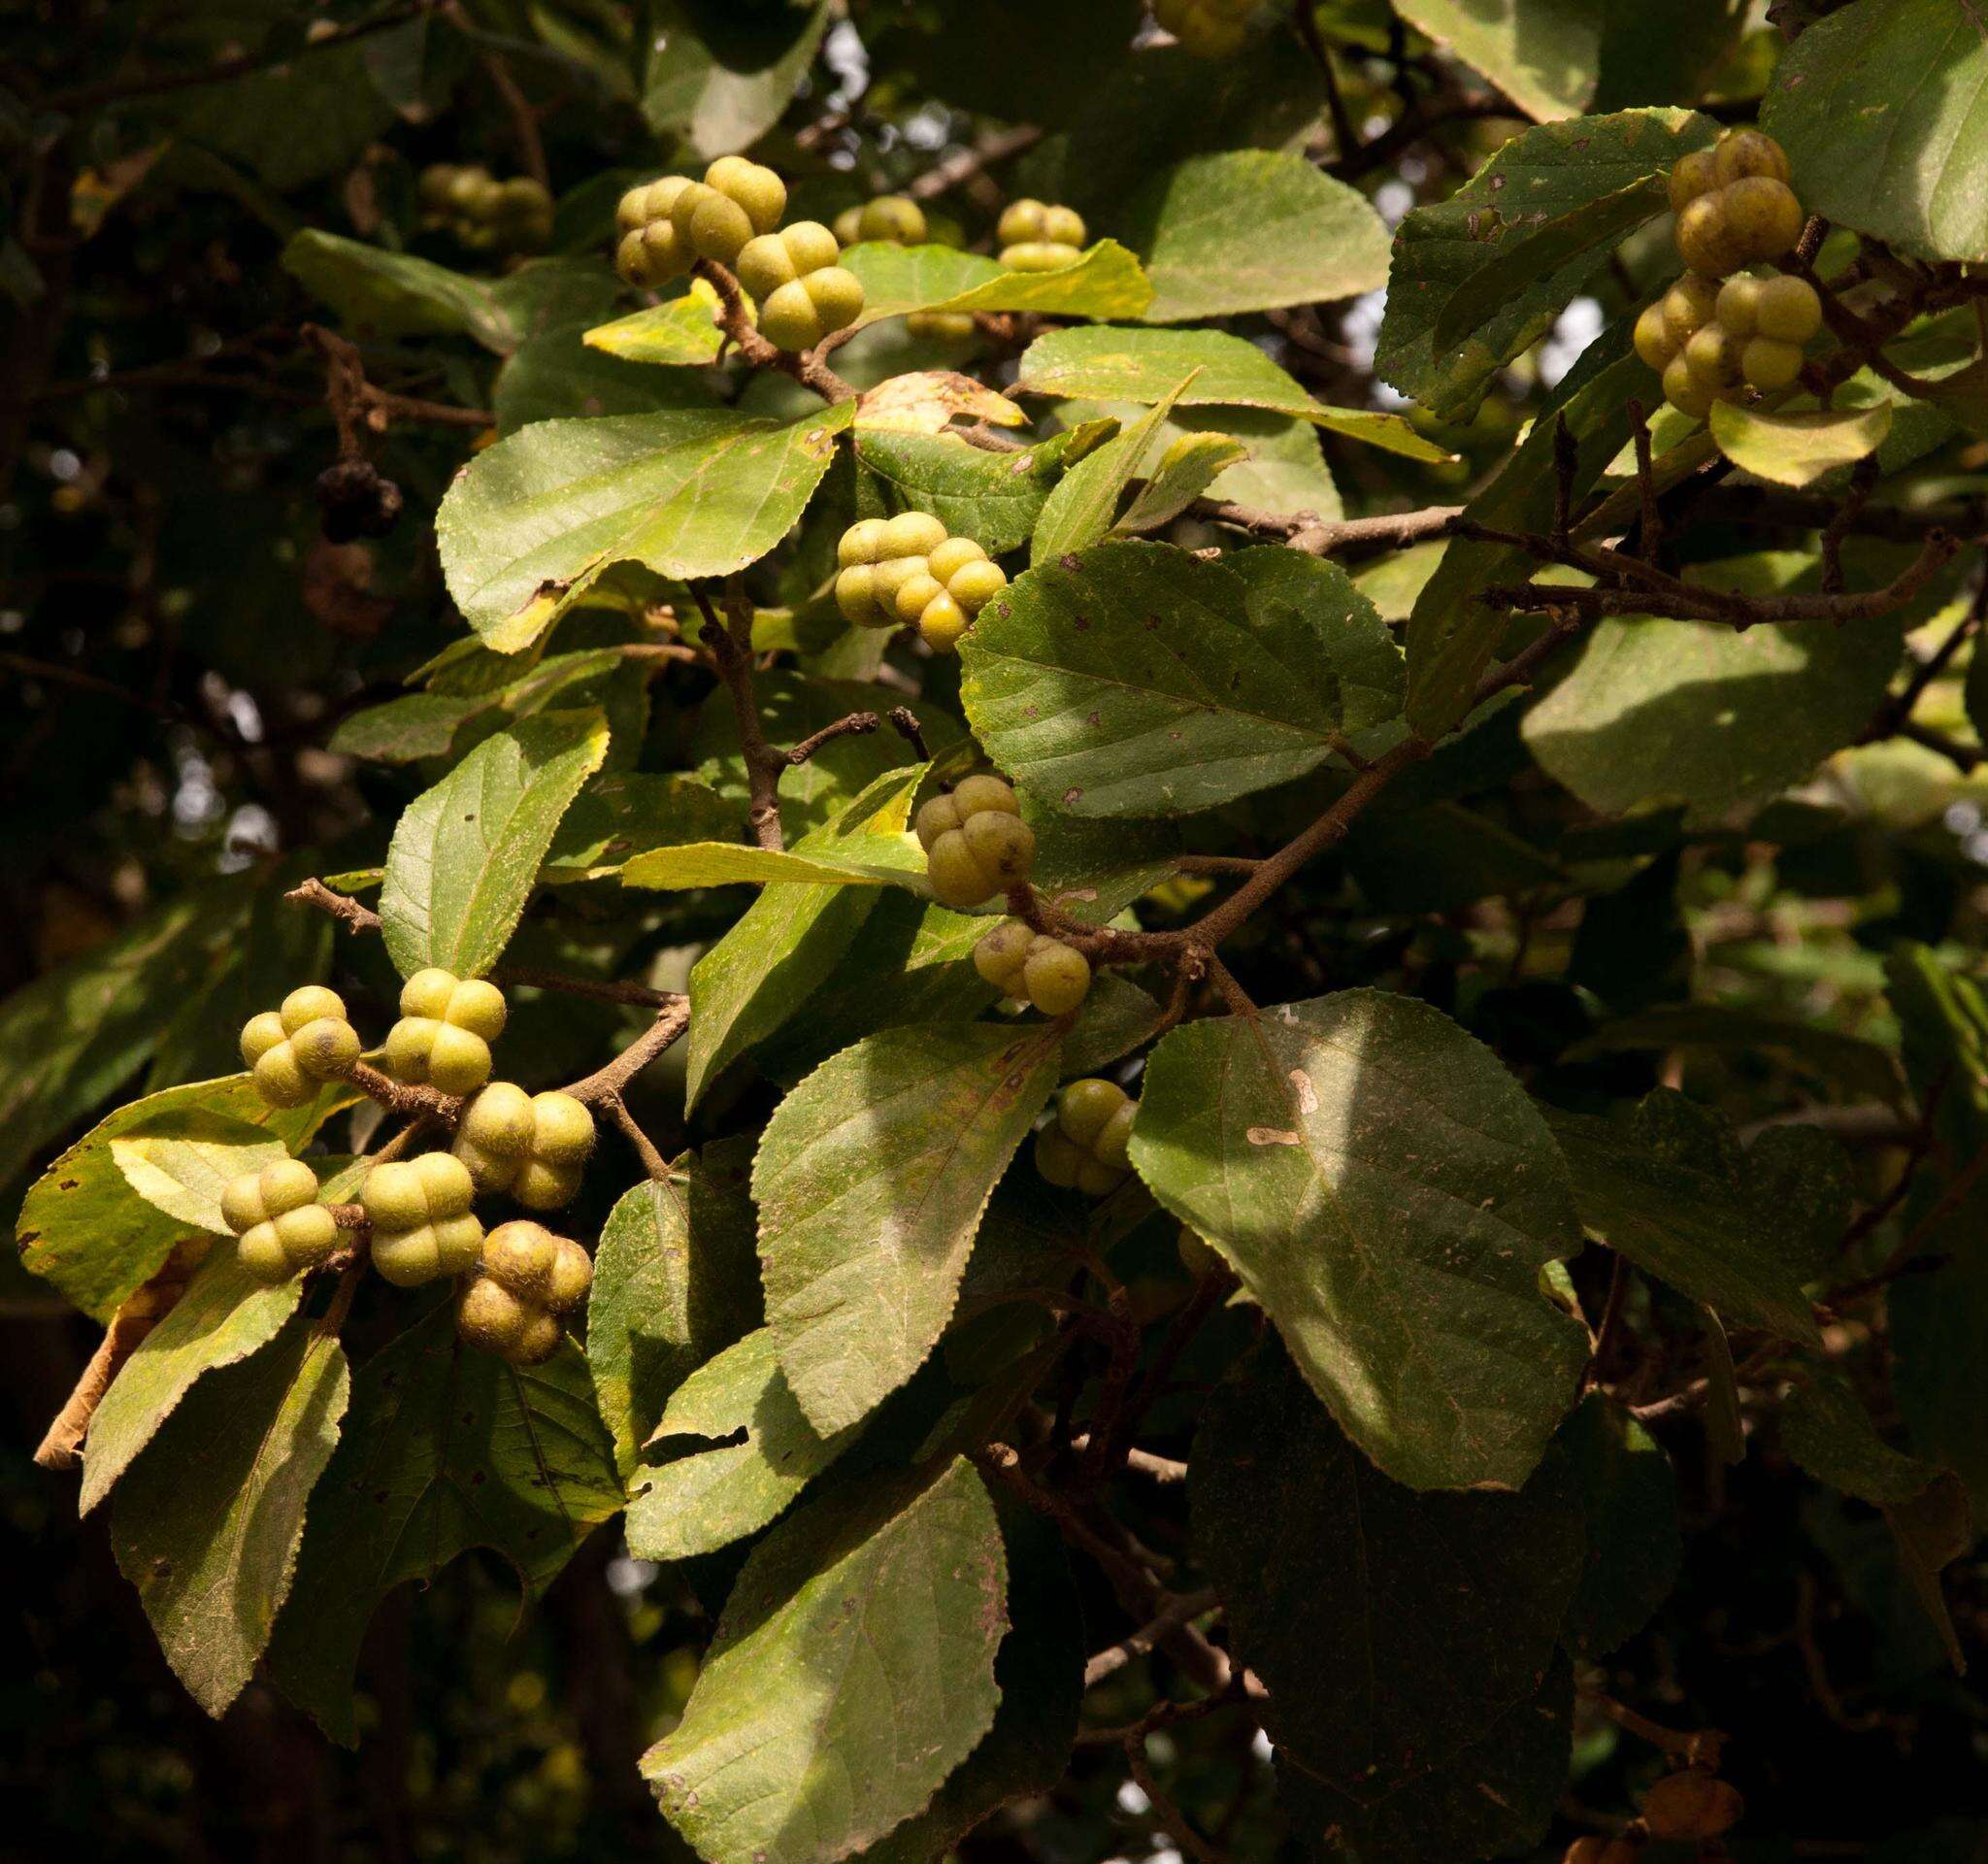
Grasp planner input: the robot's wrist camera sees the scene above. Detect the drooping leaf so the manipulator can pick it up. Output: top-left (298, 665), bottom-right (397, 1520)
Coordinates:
top-left (583, 280), bottom-right (731, 366)
top-left (642, 1458), bottom-right (1008, 1864)
top-left (270, 1303), bottom-right (620, 1743)
top-left (1115, 431), bottom-right (1246, 533)
top-left (113, 1317), bottom-right (349, 1717)
top-left (379, 712), bottom-right (611, 980)
top-left (960, 539), bottom-right (1398, 817)
top-left (626, 1328), bottom-right (857, 1560)
top-left (1134, 989), bottom-right (1589, 1491)
top-left (1557, 1392), bottom-right (1683, 1658)
top-left (844, 240), bottom-right (1154, 327)
top-left (1391, 0), bottom-right (1602, 120)
top-left (756, 1021), bottom-right (1063, 1436)
top-left (1709, 398), bottom-right (1896, 488)
top-left (1544, 1104), bottom-right (1822, 1345)
top-left (82, 1249), bottom-right (308, 1515)
top-left (1194, 1342), bottom-right (1584, 1863)
top-left (1030, 378), bottom-right (1197, 564)
top-left (282, 230), bottom-right (513, 350)
top-left (1016, 325), bottom-right (1449, 461)
top-left (1118, 150), bottom-right (1389, 324)
top-left (437, 402), bottom-right (854, 651)
top-left (17, 1076), bottom-right (346, 1321)
top-left (587, 1143), bottom-right (763, 1480)
top-left (1522, 553), bottom-right (1910, 821)
top-left (855, 423), bottom-right (1117, 556)
top-left (1762, 0), bottom-right (1988, 263)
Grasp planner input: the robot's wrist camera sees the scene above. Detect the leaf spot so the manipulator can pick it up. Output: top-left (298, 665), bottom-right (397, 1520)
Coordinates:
top-left (1246, 1126), bottom-right (1301, 1147)
top-left (1288, 1069), bottom-right (1317, 1115)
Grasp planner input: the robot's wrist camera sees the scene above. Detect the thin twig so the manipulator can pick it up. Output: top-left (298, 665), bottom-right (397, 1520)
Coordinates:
top-left (1084, 1588), bottom-right (1222, 1688)
top-left (563, 998), bottom-right (693, 1105)
top-left (787, 711), bottom-right (880, 765)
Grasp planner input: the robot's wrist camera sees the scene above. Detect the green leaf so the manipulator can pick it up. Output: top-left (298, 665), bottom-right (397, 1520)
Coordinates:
top-left (180, 43), bottom-right (395, 189)
top-left (857, 1497), bottom-right (1080, 1864)
top-left (583, 283), bottom-right (730, 366)
top-left (1118, 150), bottom-right (1388, 323)
top-left (82, 1248), bottom-right (308, 1515)
top-left (111, 1111), bottom-right (294, 1237)
top-left (1060, 975), bottom-right (1165, 1081)
top-left (619, 837), bottom-right (924, 891)
top-left (1887, 942), bottom-right (1988, 1155)
top-left (269, 1303), bottom-right (621, 1745)
top-left (643, 1), bottom-right (830, 157)
top-left (960, 539), bottom-right (1399, 818)
top-left (1115, 432), bottom-right (1246, 533)
top-left (755, 1021), bottom-right (1063, 1436)
top-left (845, 240), bottom-right (1154, 326)
top-left (1431, 173), bottom-right (1670, 356)
top-left (1569, 1003), bottom-right (1905, 1107)
top-left (1709, 399), bottom-right (1895, 488)
top-left (1193, 1341), bottom-right (1584, 1864)
top-left (17, 1077), bottom-right (344, 1321)
top-left (855, 423), bottom-right (1116, 556)
top-left (1031, 378), bottom-right (1197, 564)
top-left (113, 1317), bottom-right (349, 1717)
top-left (1762, 0), bottom-right (1988, 263)
top-left (380, 712), bottom-right (611, 981)
top-left (1894, 1248), bottom-right (1988, 1518)
top-left (1405, 317), bottom-right (1646, 736)
top-left (496, 320), bottom-right (712, 433)
top-left (1522, 553), bottom-right (1909, 821)
top-left (587, 1145), bottom-right (763, 1480)
top-left (1016, 325), bottom-right (1450, 462)
top-left (642, 1459), bottom-right (1008, 1864)
top-left (1543, 1104), bottom-right (1822, 1345)
top-left (437, 402), bottom-right (854, 651)
top-left (626, 1328), bottom-right (857, 1561)
top-left (0, 893), bottom-right (236, 1198)
top-left (682, 767), bottom-right (928, 1107)
top-left (544, 771), bottom-right (740, 879)
top-left (330, 648), bottom-right (628, 765)
top-left (1391, 0), bottom-right (1601, 121)
top-left (1559, 1393), bottom-right (1682, 1659)
top-left (1134, 989), bottom-right (1589, 1491)
top-left (282, 230), bottom-right (513, 351)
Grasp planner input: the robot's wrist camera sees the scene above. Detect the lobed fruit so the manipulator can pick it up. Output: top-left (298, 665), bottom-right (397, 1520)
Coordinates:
top-left (240, 984), bottom-right (360, 1109)
top-left (1635, 267), bottom-right (1818, 417)
top-left (914, 775), bottom-right (1036, 910)
top-left (419, 164), bottom-right (552, 254)
top-left (974, 917), bottom-right (1092, 1016)
top-left (1640, 1770), bottom-right (1742, 1842)
top-left (383, 967), bottom-right (508, 1097)
top-left (1666, 127), bottom-right (1805, 277)
top-left (833, 195), bottom-right (927, 246)
top-left (457, 1220), bottom-right (594, 1365)
top-left (997, 199), bottom-right (1085, 271)
top-left (1152, 0), bottom-right (1254, 56)
top-left (452, 1082), bottom-right (596, 1209)
top-left (1035, 1077), bottom-right (1137, 1197)
top-left (361, 1151), bottom-right (482, 1286)
top-left (735, 219), bottom-right (865, 351)
top-left (221, 1157), bottom-right (338, 1283)
top-left (907, 310), bottom-right (976, 341)
top-left (613, 157), bottom-right (785, 287)
top-left (834, 514), bottom-right (1007, 649)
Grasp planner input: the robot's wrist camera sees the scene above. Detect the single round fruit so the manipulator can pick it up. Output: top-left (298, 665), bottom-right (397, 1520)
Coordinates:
top-left (1740, 335), bottom-right (1805, 391)
top-left (1714, 273), bottom-right (1764, 336)
top-left (458, 1276), bottom-right (530, 1355)
top-left (1682, 321), bottom-right (1741, 387)
top-left (1035, 1125), bottom-right (1086, 1189)
top-left (884, 512), bottom-right (948, 557)
top-left (1675, 193), bottom-right (1741, 277)
top-left (1060, 1078), bottom-right (1130, 1146)
top-left (362, 1159), bottom-right (432, 1234)
top-left (547, 1237), bottom-right (595, 1314)
top-left (1633, 302), bottom-right (1677, 371)
top-left (273, 1203), bottom-right (339, 1268)
top-left (1753, 273), bottom-right (1822, 343)
top-left (1640, 1771), bottom-right (1742, 1842)
top-left (530, 1092), bottom-right (595, 1164)
top-left (703, 155), bottom-right (786, 239)
top-left (282, 985), bottom-right (346, 1030)
top-left (482, 1219), bottom-right (558, 1301)
top-left (290, 1016), bottom-right (361, 1079)
top-left (973, 918), bottom-right (1035, 993)
top-left (461, 1081), bottom-right (536, 1155)
top-left (1660, 273), bottom-right (1720, 345)
top-left (1714, 126), bottom-right (1791, 187)
top-left (1667, 147), bottom-right (1720, 215)
top-left (907, 310), bottom-right (976, 341)
top-left (1722, 175), bottom-right (1804, 262)
top-left (1022, 940), bottom-right (1091, 1015)
top-left (1661, 353), bottom-right (1716, 418)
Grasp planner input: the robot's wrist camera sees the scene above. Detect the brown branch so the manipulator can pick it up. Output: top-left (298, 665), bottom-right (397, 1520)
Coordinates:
top-left (601, 1090), bottom-right (673, 1182)
top-left (1821, 457), bottom-right (1880, 593)
top-left (1628, 397), bottom-right (1663, 562)
top-left (885, 706), bottom-right (929, 760)
top-left (692, 261), bottom-right (856, 405)
top-left (787, 711), bottom-right (880, 766)
top-left (34, 1294), bottom-right (161, 1470)
top-left (1292, 5), bottom-right (1356, 161)
top-left (906, 124), bottom-right (1044, 202)
top-left (1197, 499), bottom-right (1464, 558)
top-left (1084, 1587), bottom-right (1221, 1688)
top-left (563, 996), bottom-right (693, 1105)
top-left (1124, 1736), bottom-right (1230, 1864)
top-left (341, 1058), bottom-right (463, 1124)
top-left (441, 0), bottom-right (549, 189)
top-left (696, 580), bottom-right (786, 850)
top-left (287, 877), bottom-right (381, 935)
top-left (1580, 1684), bottom-right (1726, 1772)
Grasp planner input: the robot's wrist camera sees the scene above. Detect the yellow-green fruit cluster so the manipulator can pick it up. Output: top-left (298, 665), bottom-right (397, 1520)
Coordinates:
top-left (834, 514), bottom-right (1009, 650)
top-left (1634, 270), bottom-right (1821, 417)
top-left (1152, 0), bottom-right (1254, 56)
top-left (997, 199), bottom-right (1086, 272)
top-left (736, 220), bottom-right (865, 351)
top-left (974, 918), bottom-right (1092, 1015)
top-left (614, 156), bottom-right (787, 288)
top-left (452, 1082), bottom-right (596, 1209)
top-left (419, 165), bottom-right (553, 253)
top-left (240, 985), bottom-right (361, 1109)
top-left (833, 195), bottom-right (927, 246)
top-left (361, 1151), bottom-right (483, 1287)
top-left (1035, 1079), bottom-right (1136, 1197)
top-left (384, 968), bottom-right (508, 1097)
top-left (221, 1158), bottom-right (338, 1283)
top-left (1668, 128), bottom-right (1805, 278)
top-left (914, 777), bottom-right (1036, 910)
top-left (457, 1220), bottom-right (594, 1366)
